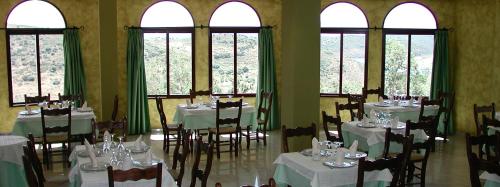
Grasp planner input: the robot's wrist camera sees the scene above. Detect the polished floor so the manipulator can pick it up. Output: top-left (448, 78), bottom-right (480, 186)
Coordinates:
top-left (43, 129), bottom-right (471, 187)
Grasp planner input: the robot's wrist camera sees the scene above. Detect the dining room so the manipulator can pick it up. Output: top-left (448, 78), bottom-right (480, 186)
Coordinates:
top-left (0, 0), bottom-right (499, 187)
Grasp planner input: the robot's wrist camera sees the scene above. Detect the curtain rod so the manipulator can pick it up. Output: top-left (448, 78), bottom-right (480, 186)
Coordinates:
top-left (365, 26), bottom-right (453, 31)
top-left (124, 25), bottom-right (274, 30)
top-left (0, 26), bottom-right (84, 30)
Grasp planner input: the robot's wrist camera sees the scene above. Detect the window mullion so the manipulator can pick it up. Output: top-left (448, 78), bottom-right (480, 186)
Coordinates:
top-left (339, 33), bottom-right (344, 95)
top-left (407, 35), bottom-right (412, 96)
top-left (166, 33), bottom-right (170, 96)
top-left (36, 34), bottom-right (42, 97)
top-left (233, 33), bottom-right (237, 95)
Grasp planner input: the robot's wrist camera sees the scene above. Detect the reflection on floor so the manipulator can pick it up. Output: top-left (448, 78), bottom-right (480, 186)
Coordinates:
top-left (42, 129), bottom-right (470, 187)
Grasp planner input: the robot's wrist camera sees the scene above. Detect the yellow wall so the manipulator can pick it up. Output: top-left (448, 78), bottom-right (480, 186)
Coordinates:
top-left (0, 0), bottom-right (102, 132)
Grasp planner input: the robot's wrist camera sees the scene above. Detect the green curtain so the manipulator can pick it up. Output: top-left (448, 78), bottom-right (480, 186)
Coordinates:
top-left (257, 28), bottom-right (280, 130)
top-left (127, 29), bottom-right (150, 135)
top-left (63, 29), bottom-right (86, 106)
top-left (430, 30), bottom-right (453, 134)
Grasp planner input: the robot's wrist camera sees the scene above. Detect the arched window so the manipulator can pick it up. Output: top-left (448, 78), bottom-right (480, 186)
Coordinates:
top-left (382, 3), bottom-right (437, 97)
top-left (320, 2), bottom-right (368, 95)
top-left (209, 2), bottom-right (261, 95)
top-left (6, 0), bottom-right (66, 105)
top-left (140, 1), bottom-right (194, 97)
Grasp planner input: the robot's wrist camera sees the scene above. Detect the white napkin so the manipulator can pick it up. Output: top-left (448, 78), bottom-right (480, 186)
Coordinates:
top-left (335, 149), bottom-right (345, 164)
top-left (391, 116), bottom-right (399, 128)
top-left (145, 149), bottom-right (152, 164)
top-left (134, 135), bottom-right (143, 149)
top-left (418, 96), bottom-right (423, 103)
top-left (121, 156), bottom-right (133, 170)
top-left (349, 140), bottom-right (358, 156)
top-left (378, 96), bottom-right (384, 103)
top-left (104, 131), bottom-right (111, 142)
top-left (369, 110), bottom-right (377, 122)
top-left (389, 95), bottom-right (394, 102)
top-left (185, 99), bottom-right (192, 107)
top-left (409, 98), bottom-right (415, 106)
top-left (82, 101), bottom-right (88, 109)
top-left (84, 139), bottom-right (98, 167)
top-left (312, 137), bottom-right (320, 155)
top-left (362, 117), bottom-right (369, 126)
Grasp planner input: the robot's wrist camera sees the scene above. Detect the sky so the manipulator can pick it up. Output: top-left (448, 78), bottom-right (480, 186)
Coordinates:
top-left (7, 0), bottom-right (65, 28)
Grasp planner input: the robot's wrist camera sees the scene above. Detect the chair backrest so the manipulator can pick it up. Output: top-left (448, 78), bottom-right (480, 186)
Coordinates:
top-left (27, 134), bottom-right (45, 185)
top-left (257, 90), bottom-right (273, 127)
top-left (107, 163), bottom-right (162, 187)
top-left (25, 94), bottom-right (51, 105)
top-left (474, 103), bottom-right (495, 136)
top-left (357, 156), bottom-right (403, 187)
top-left (483, 115), bottom-right (500, 135)
top-left (215, 99), bottom-right (243, 131)
top-left (335, 101), bottom-right (360, 122)
top-left (362, 87), bottom-right (386, 100)
top-left (190, 136), bottom-right (214, 187)
top-left (322, 111), bottom-right (343, 142)
top-left (189, 89), bottom-right (212, 104)
top-left (111, 95), bottom-right (119, 121)
top-left (22, 153), bottom-right (39, 187)
top-left (383, 128), bottom-right (414, 159)
top-left (172, 128), bottom-right (190, 186)
top-left (91, 118), bottom-right (128, 143)
top-left (215, 178), bottom-right (276, 187)
top-left (347, 94), bottom-right (365, 120)
top-left (155, 97), bottom-right (169, 131)
top-left (41, 107), bottom-right (71, 148)
top-left (405, 119), bottom-right (436, 166)
top-left (418, 98), bottom-right (443, 122)
top-left (58, 93), bottom-right (83, 107)
top-left (466, 132), bottom-right (500, 187)
top-left (281, 123), bottom-right (316, 153)
top-left (438, 91), bottom-right (455, 127)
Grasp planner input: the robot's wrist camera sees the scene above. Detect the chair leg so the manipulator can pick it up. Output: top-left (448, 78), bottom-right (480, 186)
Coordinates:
top-left (163, 134), bottom-right (166, 151)
top-left (444, 121), bottom-right (449, 143)
top-left (229, 133), bottom-right (233, 154)
top-left (263, 125), bottom-right (267, 146)
top-left (216, 134), bottom-right (220, 159)
top-left (167, 133), bottom-right (170, 153)
top-left (246, 128), bottom-right (251, 149)
top-left (235, 132), bottom-right (239, 157)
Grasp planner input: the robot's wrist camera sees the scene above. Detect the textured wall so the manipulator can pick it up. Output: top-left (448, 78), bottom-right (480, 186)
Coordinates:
top-left (116, 0), bottom-right (281, 129)
top-left (0, 0), bottom-right (101, 132)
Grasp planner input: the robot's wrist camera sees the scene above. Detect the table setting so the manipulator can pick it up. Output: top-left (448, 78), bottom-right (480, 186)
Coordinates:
top-left (273, 138), bottom-right (392, 187)
top-left (68, 132), bottom-right (175, 187)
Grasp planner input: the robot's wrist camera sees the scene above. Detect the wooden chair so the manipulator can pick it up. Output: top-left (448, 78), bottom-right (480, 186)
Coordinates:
top-left (281, 123), bottom-right (316, 153)
top-left (111, 95), bottom-right (119, 121)
top-left (466, 133), bottom-right (500, 187)
top-left (189, 89), bottom-right (212, 104)
top-left (362, 87), bottom-right (386, 100)
top-left (91, 117), bottom-right (128, 144)
top-left (473, 103), bottom-right (495, 136)
top-left (241, 90), bottom-right (273, 149)
top-left (405, 119), bottom-right (438, 187)
top-left (27, 134), bottom-right (45, 184)
top-left (190, 136), bottom-right (214, 187)
top-left (321, 111), bottom-right (343, 143)
top-left (25, 94), bottom-right (51, 105)
top-left (382, 129), bottom-right (415, 185)
top-left (347, 94), bottom-right (365, 120)
top-left (155, 96), bottom-right (181, 153)
top-left (22, 154), bottom-right (40, 187)
top-left (57, 93), bottom-right (83, 107)
top-left (437, 91), bottom-right (455, 142)
top-left (483, 115), bottom-right (500, 137)
top-left (335, 101), bottom-right (360, 122)
top-left (41, 107), bottom-right (72, 169)
top-left (465, 133), bottom-right (500, 164)
top-left (357, 156), bottom-right (403, 187)
top-left (418, 98), bottom-right (443, 122)
top-left (215, 178), bottom-right (277, 187)
top-left (169, 128), bottom-right (190, 187)
top-left (208, 99), bottom-right (242, 159)
top-left (107, 163), bottom-right (163, 187)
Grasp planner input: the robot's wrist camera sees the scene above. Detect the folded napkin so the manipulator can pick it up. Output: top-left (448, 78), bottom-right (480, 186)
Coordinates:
top-left (349, 140), bottom-right (358, 156)
top-left (378, 96), bottom-right (384, 103)
top-left (335, 149), bottom-right (345, 164)
top-left (84, 139), bottom-right (98, 167)
top-left (122, 156), bottom-right (133, 170)
top-left (312, 137), bottom-right (320, 155)
top-left (104, 131), bottom-right (111, 142)
top-left (389, 95), bottom-right (394, 102)
top-left (82, 101), bottom-right (88, 108)
top-left (418, 96), bottom-right (423, 103)
top-left (409, 98), bottom-right (415, 105)
top-left (186, 99), bottom-right (192, 107)
top-left (362, 117), bottom-right (369, 125)
top-left (391, 116), bottom-right (399, 128)
top-left (134, 135), bottom-right (143, 149)
top-left (145, 149), bottom-right (152, 164)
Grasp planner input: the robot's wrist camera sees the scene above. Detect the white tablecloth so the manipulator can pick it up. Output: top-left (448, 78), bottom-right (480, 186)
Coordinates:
top-left (0, 135), bottom-right (28, 166)
top-left (480, 171), bottom-right (500, 183)
top-left (69, 142), bottom-right (176, 187)
top-left (173, 104), bottom-right (256, 129)
top-left (496, 112), bottom-right (499, 120)
top-left (364, 102), bottom-right (439, 123)
top-left (273, 153), bottom-right (392, 187)
top-left (12, 109), bottom-right (96, 136)
top-left (342, 121), bottom-right (426, 146)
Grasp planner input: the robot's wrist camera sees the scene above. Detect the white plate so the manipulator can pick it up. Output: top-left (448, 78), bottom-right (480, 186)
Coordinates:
top-left (323, 161), bottom-right (357, 168)
top-left (95, 142), bottom-right (117, 149)
top-left (356, 123), bottom-right (376, 128)
top-left (402, 105), bottom-right (418, 108)
top-left (77, 108), bottom-right (92, 112)
top-left (373, 103), bottom-right (391, 107)
top-left (242, 102), bottom-right (249, 106)
top-left (345, 151), bottom-right (367, 159)
top-left (77, 150), bottom-right (103, 157)
top-left (300, 149), bottom-right (332, 157)
top-left (186, 105), bottom-right (199, 109)
top-left (80, 161), bottom-right (108, 172)
top-left (133, 159), bottom-right (161, 167)
top-left (127, 145), bottom-right (150, 153)
top-left (20, 110), bottom-right (40, 115)
top-left (380, 124), bottom-right (405, 129)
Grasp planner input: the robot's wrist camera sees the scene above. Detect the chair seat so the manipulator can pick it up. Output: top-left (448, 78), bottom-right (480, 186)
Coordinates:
top-left (168, 169), bottom-right (179, 181)
top-left (410, 154), bottom-right (425, 162)
top-left (208, 127), bottom-right (237, 134)
top-left (36, 135), bottom-right (68, 143)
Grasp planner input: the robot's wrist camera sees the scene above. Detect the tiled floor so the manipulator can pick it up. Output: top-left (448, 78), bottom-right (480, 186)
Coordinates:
top-left (43, 129), bottom-right (470, 187)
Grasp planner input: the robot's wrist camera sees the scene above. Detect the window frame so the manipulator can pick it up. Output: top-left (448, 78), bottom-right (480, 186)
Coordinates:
top-left (208, 27), bottom-right (260, 97)
top-left (320, 28), bottom-right (369, 97)
top-left (142, 27), bottom-right (196, 99)
top-left (6, 28), bottom-right (65, 107)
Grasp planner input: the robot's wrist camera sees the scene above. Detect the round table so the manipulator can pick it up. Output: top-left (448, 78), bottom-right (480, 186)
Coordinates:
top-left (0, 135), bottom-right (29, 187)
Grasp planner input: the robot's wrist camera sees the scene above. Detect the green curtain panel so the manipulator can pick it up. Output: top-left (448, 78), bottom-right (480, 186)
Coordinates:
top-left (431, 30), bottom-right (453, 135)
top-left (257, 28), bottom-right (280, 130)
top-left (127, 29), bottom-right (150, 135)
top-left (63, 29), bottom-right (86, 106)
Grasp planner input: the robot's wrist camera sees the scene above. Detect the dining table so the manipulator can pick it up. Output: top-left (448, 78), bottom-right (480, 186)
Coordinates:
top-left (173, 102), bottom-right (256, 130)
top-left (341, 121), bottom-right (426, 158)
top-left (11, 108), bottom-right (96, 137)
top-left (0, 135), bottom-right (29, 187)
top-left (68, 142), bottom-right (176, 187)
top-left (480, 171), bottom-right (500, 187)
top-left (273, 152), bottom-right (392, 187)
